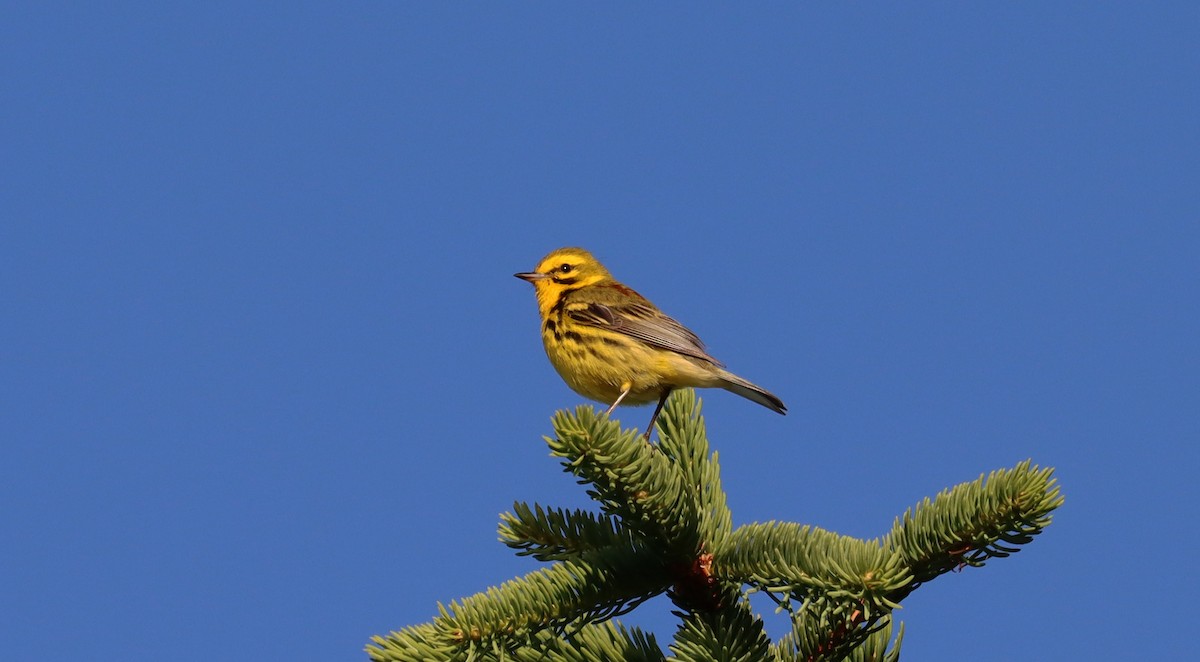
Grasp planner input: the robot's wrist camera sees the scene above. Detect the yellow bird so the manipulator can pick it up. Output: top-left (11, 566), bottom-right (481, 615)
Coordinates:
top-left (515, 247), bottom-right (786, 440)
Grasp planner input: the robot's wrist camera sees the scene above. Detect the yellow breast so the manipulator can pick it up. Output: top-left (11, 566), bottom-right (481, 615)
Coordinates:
top-left (540, 323), bottom-right (722, 407)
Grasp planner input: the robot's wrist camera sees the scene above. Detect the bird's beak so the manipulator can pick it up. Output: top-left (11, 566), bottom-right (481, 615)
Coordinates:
top-left (514, 272), bottom-right (548, 283)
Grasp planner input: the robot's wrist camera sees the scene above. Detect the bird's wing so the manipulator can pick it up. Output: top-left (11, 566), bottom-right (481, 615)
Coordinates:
top-left (566, 289), bottom-right (723, 366)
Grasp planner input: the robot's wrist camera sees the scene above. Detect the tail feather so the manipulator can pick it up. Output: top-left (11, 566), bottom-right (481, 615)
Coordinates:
top-left (719, 372), bottom-right (787, 415)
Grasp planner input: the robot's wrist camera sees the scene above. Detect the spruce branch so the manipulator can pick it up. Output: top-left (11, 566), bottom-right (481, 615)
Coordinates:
top-left (547, 404), bottom-right (703, 557)
top-left (849, 618), bottom-right (902, 662)
top-left (883, 460), bottom-right (1064, 599)
top-left (434, 547), bottom-right (668, 646)
top-left (840, 622), bottom-right (902, 662)
top-left (656, 390), bottom-right (734, 547)
top-left (525, 620), bottom-right (665, 662)
top-left (367, 623), bottom-right (456, 662)
top-left (668, 586), bottom-right (774, 662)
top-left (369, 620), bottom-right (664, 662)
top-left (714, 522), bottom-right (910, 617)
top-left (499, 621), bottom-right (667, 662)
top-left (774, 611), bottom-right (904, 662)
top-left (772, 594), bottom-right (897, 662)
top-left (499, 502), bottom-right (639, 562)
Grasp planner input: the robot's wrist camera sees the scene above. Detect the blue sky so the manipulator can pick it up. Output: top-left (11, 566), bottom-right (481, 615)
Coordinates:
top-left (2, 4), bottom-right (1196, 660)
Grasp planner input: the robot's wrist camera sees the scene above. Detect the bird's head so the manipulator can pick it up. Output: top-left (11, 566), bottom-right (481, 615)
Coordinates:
top-left (515, 248), bottom-right (614, 309)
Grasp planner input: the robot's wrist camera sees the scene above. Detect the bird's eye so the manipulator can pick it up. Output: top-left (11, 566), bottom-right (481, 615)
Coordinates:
top-left (559, 263), bottom-right (573, 273)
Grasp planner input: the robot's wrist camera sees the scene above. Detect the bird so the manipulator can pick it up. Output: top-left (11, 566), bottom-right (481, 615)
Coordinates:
top-left (515, 247), bottom-right (786, 440)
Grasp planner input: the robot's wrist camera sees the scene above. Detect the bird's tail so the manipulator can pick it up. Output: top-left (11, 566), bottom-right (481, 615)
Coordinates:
top-left (718, 371), bottom-right (787, 415)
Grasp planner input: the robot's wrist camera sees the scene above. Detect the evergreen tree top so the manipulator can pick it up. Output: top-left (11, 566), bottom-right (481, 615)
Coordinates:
top-left (368, 390), bottom-right (1063, 662)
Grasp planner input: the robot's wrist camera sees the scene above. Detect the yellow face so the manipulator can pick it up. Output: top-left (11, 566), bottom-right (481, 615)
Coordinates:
top-left (515, 247), bottom-right (613, 311)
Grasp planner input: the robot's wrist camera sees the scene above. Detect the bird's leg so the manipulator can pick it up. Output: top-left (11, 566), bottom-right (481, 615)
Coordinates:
top-left (604, 382), bottom-right (633, 417)
top-left (643, 389), bottom-right (672, 442)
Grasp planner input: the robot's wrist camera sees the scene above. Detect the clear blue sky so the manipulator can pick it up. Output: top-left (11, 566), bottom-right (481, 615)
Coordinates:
top-left (3, 4), bottom-right (1196, 660)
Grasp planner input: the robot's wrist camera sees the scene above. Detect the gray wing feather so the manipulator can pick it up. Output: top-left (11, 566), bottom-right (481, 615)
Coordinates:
top-left (568, 301), bottom-right (723, 366)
